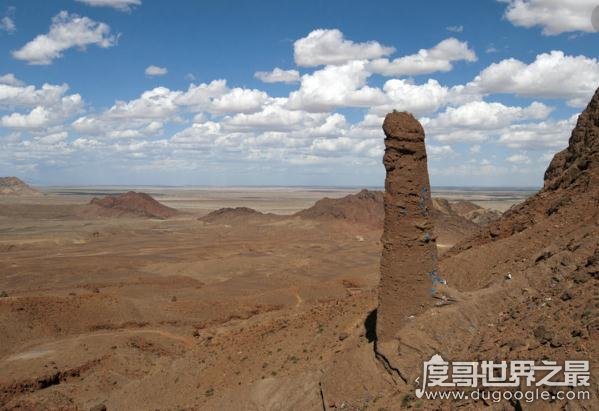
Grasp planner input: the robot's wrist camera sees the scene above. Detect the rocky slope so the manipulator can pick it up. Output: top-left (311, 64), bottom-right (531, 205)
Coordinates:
top-left (89, 191), bottom-right (177, 219)
top-left (294, 189), bottom-right (384, 227)
top-left (200, 207), bottom-right (278, 223)
top-left (448, 87), bottom-right (599, 257)
top-left (442, 198), bottom-right (502, 225)
top-left (0, 177), bottom-right (40, 196)
top-left (297, 189), bottom-right (482, 251)
top-left (367, 86), bottom-right (599, 409)
top-left (299, 87), bottom-right (599, 410)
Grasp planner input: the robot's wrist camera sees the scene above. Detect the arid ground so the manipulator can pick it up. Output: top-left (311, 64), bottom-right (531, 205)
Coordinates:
top-left (0, 186), bottom-right (529, 410)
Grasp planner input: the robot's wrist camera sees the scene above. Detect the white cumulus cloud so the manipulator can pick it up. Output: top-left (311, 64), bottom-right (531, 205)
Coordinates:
top-left (375, 79), bottom-right (451, 116)
top-left (0, 73), bottom-right (24, 87)
top-left (427, 144), bottom-right (456, 157)
top-left (422, 100), bottom-right (553, 144)
top-left (497, 115), bottom-right (578, 149)
top-left (3, 25), bottom-right (595, 187)
top-left (1, 91), bottom-right (83, 130)
top-left (446, 25), bottom-right (464, 33)
top-left (429, 101), bottom-right (552, 130)
top-left (506, 153), bottom-right (531, 164)
top-left (369, 38), bottom-right (477, 76)
top-left (223, 100), bottom-right (328, 133)
top-left (294, 29), bottom-right (394, 67)
top-left (287, 61), bottom-right (385, 112)
top-left (75, 0), bottom-right (141, 12)
top-left (211, 88), bottom-right (270, 114)
top-left (1, 16), bottom-right (15, 33)
top-left (145, 65), bottom-right (168, 76)
top-left (471, 51), bottom-right (599, 107)
top-left (501, 0), bottom-right (597, 35)
top-left (0, 77), bottom-right (83, 131)
top-left (12, 11), bottom-right (117, 65)
top-left (1, 107), bottom-right (51, 129)
top-left (254, 68), bottom-right (300, 84)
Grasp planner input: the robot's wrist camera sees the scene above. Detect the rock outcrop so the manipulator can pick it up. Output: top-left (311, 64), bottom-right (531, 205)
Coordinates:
top-left (200, 207), bottom-right (277, 223)
top-left (297, 191), bottom-right (483, 251)
top-left (544, 87), bottom-right (599, 191)
top-left (294, 189), bottom-right (384, 227)
top-left (448, 87), bottom-right (599, 255)
top-left (89, 191), bottom-right (177, 219)
top-left (433, 198), bottom-right (501, 225)
top-left (376, 112), bottom-right (440, 348)
top-left (0, 177), bottom-right (41, 196)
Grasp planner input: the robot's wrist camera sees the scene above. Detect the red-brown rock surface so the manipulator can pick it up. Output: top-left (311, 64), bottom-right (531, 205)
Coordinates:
top-left (544, 87), bottom-right (599, 191)
top-left (294, 189), bottom-right (384, 227)
top-left (433, 198), bottom-right (501, 225)
top-left (297, 191), bottom-right (482, 252)
top-left (89, 191), bottom-right (177, 219)
top-left (448, 87), bottom-right (599, 255)
top-left (358, 88), bottom-right (599, 409)
top-left (376, 111), bottom-right (439, 343)
top-left (200, 207), bottom-right (277, 223)
top-left (0, 177), bottom-right (40, 196)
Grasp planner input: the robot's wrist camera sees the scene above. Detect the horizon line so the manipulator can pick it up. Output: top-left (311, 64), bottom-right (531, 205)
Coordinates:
top-left (36, 184), bottom-right (542, 190)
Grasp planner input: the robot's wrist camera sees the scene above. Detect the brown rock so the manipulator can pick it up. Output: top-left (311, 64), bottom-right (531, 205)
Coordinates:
top-left (505, 339), bottom-right (526, 351)
top-left (297, 190), bottom-right (481, 248)
top-left (447, 87), bottom-right (599, 256)
top-left (376, 111), bottom-right (439, 343)
top-left (533, 326), bottom-right (554, 345)
top-left (295, 189), bottom-right (384, 227)
top-left (544, 87), bottom-right (599, 191)
top-left (560, 290), bottom-right (573, 301)
top-left (0, 176), bottom-right (41, 196)
top-left (89, 191), bottom-right (177, 219)
top-left (200, 207), bottom-right (274, 223)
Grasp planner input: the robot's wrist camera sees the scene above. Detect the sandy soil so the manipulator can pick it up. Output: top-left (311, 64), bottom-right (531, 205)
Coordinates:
top-left (0, 187), bottom-right (521, 410)
top-left (0, 188), bottom-right (380, 410)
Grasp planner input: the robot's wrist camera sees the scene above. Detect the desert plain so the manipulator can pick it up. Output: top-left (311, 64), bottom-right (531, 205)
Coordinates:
top-left (0, 184), bottom-right (530, 410)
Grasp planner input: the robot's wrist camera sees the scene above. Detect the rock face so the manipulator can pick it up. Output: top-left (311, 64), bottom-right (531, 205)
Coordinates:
top-left (297, 191), bottom-right (483, 251)
top-left (544, 87), bottom-right (599, 191)
top-left (433, 198), bottom-right (501, 225)
top-left (295, 189), bottom-right (384, 227)
top-left (376, 112), bottom-right (439, 344)
top-left (449, 86), bottom-right (599, 255)
top-left (89, 191), bottom-right (177, 219)
top-left (0, 177), bottom-right (40, 196)
top-left (200, 207), bottom-right (276, 223)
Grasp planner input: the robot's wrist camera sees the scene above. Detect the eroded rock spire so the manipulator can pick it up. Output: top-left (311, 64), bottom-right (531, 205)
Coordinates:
top-left (376, 111), bottom-right (439, 355)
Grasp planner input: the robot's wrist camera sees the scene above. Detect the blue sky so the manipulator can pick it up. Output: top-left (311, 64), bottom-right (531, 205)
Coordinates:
top-left (1, 0), bottom-right (598, 187)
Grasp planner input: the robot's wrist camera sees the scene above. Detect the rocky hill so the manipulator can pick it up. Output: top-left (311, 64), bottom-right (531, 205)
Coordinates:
top-left (200, 207), bottom-right (277, 223)
top-left (0, 177), bottom-right (41, 196)
top-left (296, 189), bottom-right (486, 250)
top-left (448, 87), bottom-right (599, 256)
top-left (89, 191), bottom-right (177, 219)
top-left (316, 88), bottom-right (599, 410)
top-left (294, 189), bottom-right (384, 227)
top-left (390, 87), bottom-right (599, 408)
top-left (447, 199), bottom-right (501, 224)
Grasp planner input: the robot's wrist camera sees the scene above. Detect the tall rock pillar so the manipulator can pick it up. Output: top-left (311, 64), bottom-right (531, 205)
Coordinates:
top-left (376, 111), bottom-right (439, 346)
